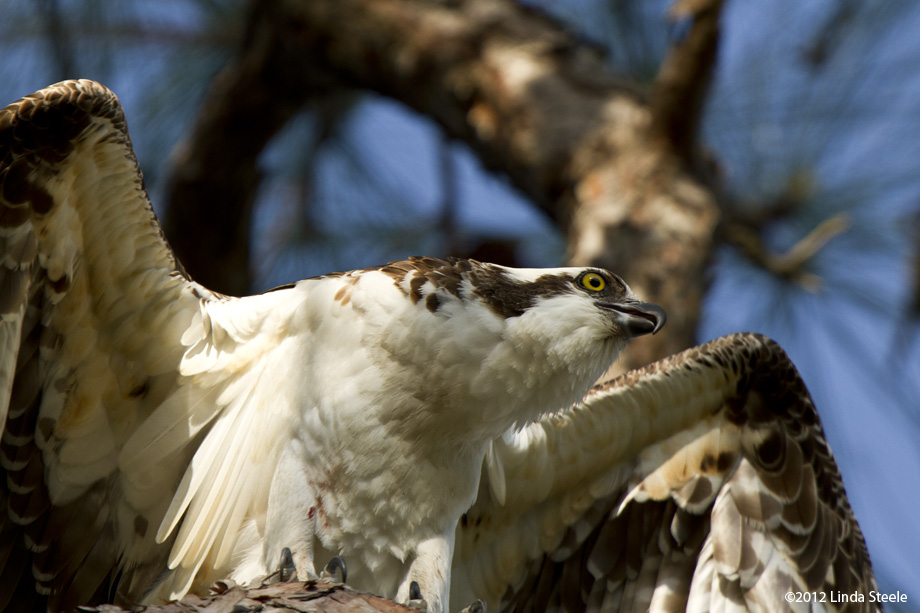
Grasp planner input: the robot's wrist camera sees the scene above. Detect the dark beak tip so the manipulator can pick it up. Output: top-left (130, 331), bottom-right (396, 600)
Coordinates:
top-left (611, 301), bottom-right (667, 338)
top-left (599, 300), bottom-right (667, 337)
top-left (648, 303), bottom-right (667, 335)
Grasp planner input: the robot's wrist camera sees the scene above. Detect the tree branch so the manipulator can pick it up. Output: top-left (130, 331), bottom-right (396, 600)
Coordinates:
top-left (78, 580), bottom-right (414, 613)
top-left (162, 2), bottom-right (341, 295)
top-left (650, 0), bottom-right (724, 166)
top-left (168, 0), bottom-right (725, 367)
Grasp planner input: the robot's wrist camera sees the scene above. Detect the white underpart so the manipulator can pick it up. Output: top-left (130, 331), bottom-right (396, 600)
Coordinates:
top-left (142, 267), bottom-right (630, 611)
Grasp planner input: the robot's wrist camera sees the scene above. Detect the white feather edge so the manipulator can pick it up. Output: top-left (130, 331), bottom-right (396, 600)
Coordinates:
top-left (148, 292), bottom-right (305, 598)
top-left (0, 303), bottom-right (26, 436)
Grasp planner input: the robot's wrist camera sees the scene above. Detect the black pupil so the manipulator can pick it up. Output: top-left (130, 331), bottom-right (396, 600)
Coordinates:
top-left (589, 276), bottom-right (601, 288)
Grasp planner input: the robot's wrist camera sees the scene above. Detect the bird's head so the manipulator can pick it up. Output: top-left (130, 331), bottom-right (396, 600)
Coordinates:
top-left (469, 263), bottom-right (665, 342)
top-left (459, 261), bottom-right (666, 420)
top-left (559, 268), bottom-right (666, 337)
top-left (369, 257), bottom-right (665, 439)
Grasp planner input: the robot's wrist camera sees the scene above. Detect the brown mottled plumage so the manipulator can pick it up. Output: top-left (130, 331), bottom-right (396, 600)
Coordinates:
top-left (452, 334), bottom-right (878, 612)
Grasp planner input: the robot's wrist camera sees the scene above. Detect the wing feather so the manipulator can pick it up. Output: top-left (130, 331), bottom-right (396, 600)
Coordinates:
top-left (452, 333), bottom-right (878, 612)
top-left (148, 290), bottom-right (307, 601)
top-left (0, 80), bottom-right (212, 609)
top-left (0, 80), bottom-right (302, 610)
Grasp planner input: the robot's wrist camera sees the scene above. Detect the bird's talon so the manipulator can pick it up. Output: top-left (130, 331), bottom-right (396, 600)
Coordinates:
top-left (319, 555), bottom-right (347, 583)
top-left (407, 580), bottom-right (427, 611)
top-left (279, 547), bottom-right (298, 582)
top-left (458, 599), bottom-right (487, 613)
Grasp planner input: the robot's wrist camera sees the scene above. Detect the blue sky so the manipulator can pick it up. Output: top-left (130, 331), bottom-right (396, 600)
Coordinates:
top-left (1, 0), bottom-right (918, 608)
top-left (702, 3), bottom-right (920, 601)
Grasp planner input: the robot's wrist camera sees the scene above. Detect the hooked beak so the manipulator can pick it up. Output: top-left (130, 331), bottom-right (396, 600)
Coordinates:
top-left (600, 300), bottom-right (667, 338)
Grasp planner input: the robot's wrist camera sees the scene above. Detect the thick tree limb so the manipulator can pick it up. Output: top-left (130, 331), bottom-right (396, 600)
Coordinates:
top-left (166, 0), bottom-right (724, 370)
top-left (162, 2), bottom-right (339, 295)
top-left (651, 0), bottom-right (724, 165)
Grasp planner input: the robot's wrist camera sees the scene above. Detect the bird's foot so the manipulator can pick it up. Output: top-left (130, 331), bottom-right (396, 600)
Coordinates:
top-left (458, 599), bottom-right (487, 613)
top-left (279, 547), bottom-right (298, 582)
top-left (407, 580), bottom-right (427, 611)
top-left (257, 547), bottom-right (299, 585)
top-left (319, 555), bottom-right (348, 584)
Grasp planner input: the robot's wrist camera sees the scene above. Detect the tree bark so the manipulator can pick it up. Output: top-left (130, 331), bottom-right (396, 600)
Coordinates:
top-left (162, 2), bottom-right (340, 295)
top-left (79, 580), bottom-right (413, 613)
top-left (164, 0), bottom-right (723, 368)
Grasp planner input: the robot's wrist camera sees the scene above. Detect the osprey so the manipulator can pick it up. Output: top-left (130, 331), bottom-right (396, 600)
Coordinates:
top-left (0, 81), bottom-right (877, 612)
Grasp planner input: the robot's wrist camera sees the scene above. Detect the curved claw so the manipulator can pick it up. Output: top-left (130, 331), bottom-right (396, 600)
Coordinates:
top-left (320, 555), bottom-right (347, 584)
top-left (458, 599), bottom-right (487, 613)
top-left (406, 580), bottom-right (428, 611)
top-left (279, 547), bottom-right (297, 582)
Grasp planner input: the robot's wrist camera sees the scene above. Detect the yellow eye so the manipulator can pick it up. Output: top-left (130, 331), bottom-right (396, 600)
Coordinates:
top-left (579, 272), bottom-right (606, 292)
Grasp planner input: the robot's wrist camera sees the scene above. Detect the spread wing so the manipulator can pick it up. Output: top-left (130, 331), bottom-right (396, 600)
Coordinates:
top-left (0, 80), bottom-right (304, 611)
top-left (452, 333), bottom-right (878, 612)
